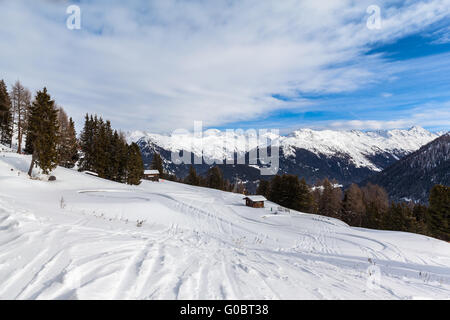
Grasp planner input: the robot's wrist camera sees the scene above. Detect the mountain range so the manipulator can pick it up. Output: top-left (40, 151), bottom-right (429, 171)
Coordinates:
top-left (127, 126), bottom-right (444, 195)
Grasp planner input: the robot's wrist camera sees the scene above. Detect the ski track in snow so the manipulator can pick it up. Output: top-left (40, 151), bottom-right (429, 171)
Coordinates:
top-left (0, 151), bottom-right (449, 299)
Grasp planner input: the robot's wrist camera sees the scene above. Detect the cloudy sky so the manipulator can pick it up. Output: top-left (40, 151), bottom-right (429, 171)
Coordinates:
top-left (1, 0), bottom-right (449, 133)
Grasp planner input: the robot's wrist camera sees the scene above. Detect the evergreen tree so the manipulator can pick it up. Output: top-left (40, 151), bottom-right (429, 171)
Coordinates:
top-left (268, 175), bottom-right (283, 204)
top-left (108, 130), bottom-right (122, 181)
top-left (0, 80), bottom-right (13, 146)
top-left (27, 88), bottom-right (59, 176)
top-left (126, 142), bottom-right (144, 185)
top-left (56, 108), bottom-right (78, 168)
top-left (428, 184), bottom-right (450, 241)
top-left (206, 166), bottom-right (224, 190)
top-left (256, 179), bottom-right (270, 198)
top-left (317, 178), bottom-right (342, 218)
top-left (361, 183), bottom-right (389, 229)
top-left (78, 114), bottom-right (96, 171)
top-left (311, 182), bottom-right (322, 214)
top-left (297, 178), bottom-right (313, 213)
top-left (385, 203), bottom-right (415, 232)
top-left (116, 131), bottom-right (129, 183)
top-left (266, 175), bottom-right (312, 212)
top-left (184, 165), bottom-right (200, 186)
top-left (23, 115), bottom-right (35, 155)
top-left (412, 204), bottom-right (429, 235)
top-left (342, 184), bottom-right (365, 226)
top-left (92, 117), bottom-right (109, 178)
top-left (151, 153), bottom-right (164, 175)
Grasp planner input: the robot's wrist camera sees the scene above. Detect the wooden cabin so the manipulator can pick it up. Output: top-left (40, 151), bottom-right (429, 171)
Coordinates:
top-left (243, 195), bottom-right (266, 208)
top-left (143, 169), bottom-right (160, 182)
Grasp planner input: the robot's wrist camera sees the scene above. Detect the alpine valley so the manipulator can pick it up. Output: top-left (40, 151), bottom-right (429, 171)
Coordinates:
top-left (127, 126), bottom-right (445, 196)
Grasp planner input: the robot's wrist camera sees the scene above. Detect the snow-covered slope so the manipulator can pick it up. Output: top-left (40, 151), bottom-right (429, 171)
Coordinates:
top-left (0, 149), bottom-right (449, 299)
top-left (127, 126), bottom-right (440, 171)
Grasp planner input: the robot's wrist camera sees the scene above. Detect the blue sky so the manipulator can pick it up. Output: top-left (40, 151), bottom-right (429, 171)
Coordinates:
top-left (0, 0), bottom-right (449, 134)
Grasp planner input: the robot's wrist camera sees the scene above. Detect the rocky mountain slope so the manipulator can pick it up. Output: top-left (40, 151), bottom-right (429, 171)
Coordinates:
top-left (362, 133), bottom-right (450, 203)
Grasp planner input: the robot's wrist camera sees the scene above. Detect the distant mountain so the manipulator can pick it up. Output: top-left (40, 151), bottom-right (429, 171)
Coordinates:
top-left (128, 126), bottom-right (442, 192)
top-left (362, 133), bottom-right (450, 203)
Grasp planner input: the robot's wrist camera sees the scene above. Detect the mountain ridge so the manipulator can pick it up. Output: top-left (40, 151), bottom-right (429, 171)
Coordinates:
top-left (127, 126), bottom-right (445, 192)
top-left (362, 133), bottom-right (450, 203)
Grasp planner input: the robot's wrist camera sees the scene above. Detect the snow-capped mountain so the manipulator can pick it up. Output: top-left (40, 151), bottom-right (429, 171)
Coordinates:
top-left (281, 126), bottom-right (438, 171)
top-left (363, 133), bottom-right (450, 203)
top-left (127, 126), bottom-right (443, 190)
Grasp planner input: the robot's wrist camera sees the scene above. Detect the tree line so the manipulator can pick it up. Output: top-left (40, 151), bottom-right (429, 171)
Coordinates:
top-left (0, 80), bottom-right (143, 185)
top-left (181, 165), bottom-right (247, 193)
top-left (150, 162), bottom-right (247, 194)
top-left (78, 114), bottom-right (144, 184)
top-left (256, 175), bottom-right (449, 241)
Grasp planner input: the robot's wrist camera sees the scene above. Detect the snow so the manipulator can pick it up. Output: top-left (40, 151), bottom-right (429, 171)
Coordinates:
top-left (244, 195), bottom-right (267, 202)
top-left (0, 147), bottom-right (449, 299)
top-left (82, 171), bottom-right (98, 176)
top-left (144, 170), bottom-right (160, 175)
top-left (281, 126), bottom-right (440, 170)
top-left (127, 127), bottom-right (442, 171)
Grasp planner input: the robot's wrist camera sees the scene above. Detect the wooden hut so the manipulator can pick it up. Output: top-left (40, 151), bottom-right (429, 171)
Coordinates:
top-left (243, 195), bottom-right (266, 208)
top-left (143, 169), bottom-right (160, 182)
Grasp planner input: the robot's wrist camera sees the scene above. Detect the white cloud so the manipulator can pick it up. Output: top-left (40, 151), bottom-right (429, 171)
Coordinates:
top-left (0, 0), bottom-right (449, 132)
top-left (326, 102), bottom-right (450, 130)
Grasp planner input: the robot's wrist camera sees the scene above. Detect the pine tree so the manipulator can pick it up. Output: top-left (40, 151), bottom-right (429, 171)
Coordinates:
top-left (27, 88), bottom-right (59, 176)
top-left (108, 130), bottom-right (122, 181)
top-left (184, 165), bottom-right (200, 186)
top-left (116, 131), bottom-right (129, 183)
top-left (428, 184), bottom-right (450, 241)
top-left (24, 114), bottom-right (35, 155)
top-left (297, 178), bottom-right (313, 213)
top-left (270, 175), bottom-right (313, 212)
top-left (256, 179), bottom-right (270, 198)
top-left (318, 178), bottom-right (342, 218)
top-left (206, 166), bottom-right (224, 190)
top-left (342, 184), bottom-right (365, 226)
top-left (56, 108), bottom-right (78, 168)
top-left (78, 114), bottom-right (95, 171)
top-left (0, 80), bottom-right (13, 146)
top-left (151, 153), bottom-right (164, 175)
top-left (92, 117), bottom-right (109, 178)
top-left (126, 142), bottom-right (144, 185)
top-left (268, 175), bottom-right (283, 204)
top-left (361, 183), bottom-right (389, 229)
top-left (311, 182), bottom-right (322, 214)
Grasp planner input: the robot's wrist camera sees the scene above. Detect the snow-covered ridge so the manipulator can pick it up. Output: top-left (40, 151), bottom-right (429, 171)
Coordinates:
top-left (282, 126), bottom-right (440, 170)
top-left (126, 126), bottom-right (442, 170)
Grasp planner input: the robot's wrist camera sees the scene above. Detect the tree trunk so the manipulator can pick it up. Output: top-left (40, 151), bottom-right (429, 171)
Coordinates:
top-left (17, 131), bottom-right (22, 154)
top-left (28, 152), bottom-right (36, 176)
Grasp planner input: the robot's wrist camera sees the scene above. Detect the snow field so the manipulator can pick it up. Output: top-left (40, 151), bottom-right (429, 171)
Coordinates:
top-left (0, 150), bottom-right (449, 299)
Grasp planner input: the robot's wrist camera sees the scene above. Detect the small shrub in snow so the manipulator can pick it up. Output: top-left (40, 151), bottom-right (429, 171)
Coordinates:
top-left (60, 197), bottom-right (66, 209)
